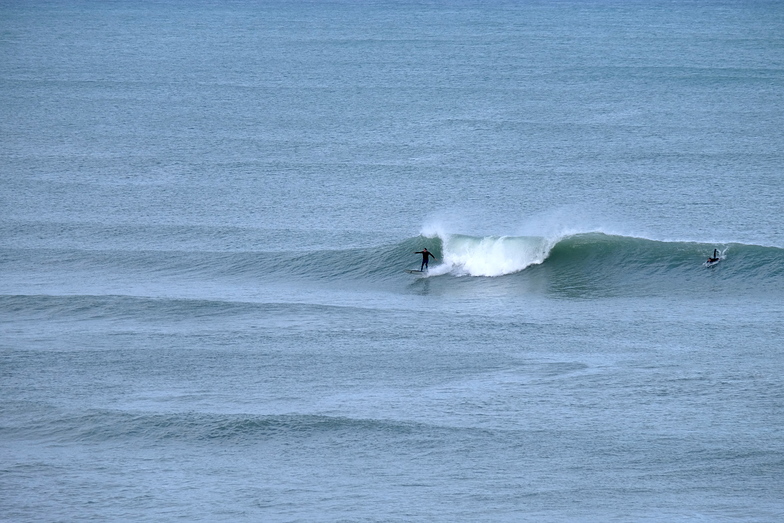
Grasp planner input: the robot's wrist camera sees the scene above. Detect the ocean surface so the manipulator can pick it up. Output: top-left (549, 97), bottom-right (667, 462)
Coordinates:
top-left (2, 1), bottom-right (783, 521)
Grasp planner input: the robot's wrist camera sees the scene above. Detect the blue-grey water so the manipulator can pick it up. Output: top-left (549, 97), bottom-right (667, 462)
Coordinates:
top-left (2, 1), bottom-right (783, 521)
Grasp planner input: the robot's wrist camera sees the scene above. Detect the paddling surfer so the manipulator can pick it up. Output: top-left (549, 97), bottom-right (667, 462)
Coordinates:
top-left (415, 248), bottom-right (437, 271)
top-left (707, 249), bottom-right (719, 263)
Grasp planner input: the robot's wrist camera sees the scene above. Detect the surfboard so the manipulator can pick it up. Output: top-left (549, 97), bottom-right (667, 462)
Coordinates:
top-left (406, 269), bottom-right (425, 274)
top-left (704, 258), bottom-right (721, 267)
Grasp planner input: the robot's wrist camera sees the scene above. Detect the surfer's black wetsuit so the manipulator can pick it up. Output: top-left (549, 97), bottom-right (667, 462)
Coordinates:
top-left (416, 250), bottom-right (436, 271)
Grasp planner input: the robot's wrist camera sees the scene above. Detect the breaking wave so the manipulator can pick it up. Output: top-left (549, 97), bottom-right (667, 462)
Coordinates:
top-left (2, 231), bottom-right (782, 300)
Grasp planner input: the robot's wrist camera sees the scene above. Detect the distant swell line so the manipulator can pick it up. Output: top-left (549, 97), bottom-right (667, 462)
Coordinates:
top-left (0, 294), bottom-right (383, 322)
top-left (1, 408), bottom-right (445, 444)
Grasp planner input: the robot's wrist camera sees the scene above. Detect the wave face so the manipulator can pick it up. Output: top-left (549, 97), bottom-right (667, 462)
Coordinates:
top-left (2, 232), bottom-right (783, 300)
top-left (430, 231), bottom-right (779, 274)
top-left (417, 231), bottom-right (784, 297)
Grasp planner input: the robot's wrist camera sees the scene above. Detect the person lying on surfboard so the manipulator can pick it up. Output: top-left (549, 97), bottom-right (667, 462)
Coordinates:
top-left (707, 249), bottom-right (719, 263)
top-left (415, 248), bottom-right (438, 271)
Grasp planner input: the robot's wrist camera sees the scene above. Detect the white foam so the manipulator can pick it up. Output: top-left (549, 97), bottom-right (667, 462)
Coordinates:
top-left (436, 234), bottom-right (555, 277)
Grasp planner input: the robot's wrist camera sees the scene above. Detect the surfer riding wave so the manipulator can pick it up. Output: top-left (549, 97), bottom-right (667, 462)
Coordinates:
top-left (415, 248), bottom-right (437, 271)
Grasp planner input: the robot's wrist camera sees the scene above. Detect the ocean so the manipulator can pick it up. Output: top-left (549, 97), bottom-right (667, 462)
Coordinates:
top-left (2, 1), bottom-right (783, 521)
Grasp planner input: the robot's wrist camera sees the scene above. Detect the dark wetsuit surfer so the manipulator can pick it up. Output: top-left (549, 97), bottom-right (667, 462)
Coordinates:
top-left (707, 249), bottom-right (719, 263)
top-left (415, 248), bottom-right (437, 271)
